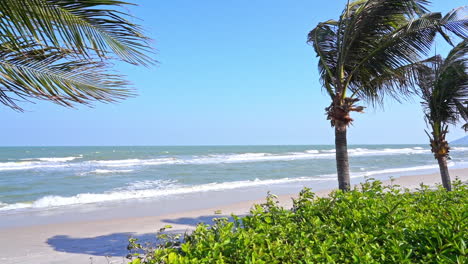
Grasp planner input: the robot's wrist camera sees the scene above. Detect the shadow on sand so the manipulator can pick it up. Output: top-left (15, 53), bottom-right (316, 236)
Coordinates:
top-left (46, 214), bottom-right (240, 257)
top-left (47, 232), bottom-right (156, 257)
top-left (161, 214), bottom-right (238, 227)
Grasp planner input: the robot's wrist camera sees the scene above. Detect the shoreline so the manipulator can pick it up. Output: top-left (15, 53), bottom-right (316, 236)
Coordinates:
top-left (2, 160), bottom-right (467, 224)
top-left (1, 168), bottom-right (467, 264)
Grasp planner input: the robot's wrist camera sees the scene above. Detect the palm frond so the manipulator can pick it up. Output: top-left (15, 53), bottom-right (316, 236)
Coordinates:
top-left (438, 6), bottom-right (468, 44)
top-left (0, 44), bottom-right (133, 110)
top-left (345, 12), bottom-right (447, 101)
top-left (0, 0), bottom-right (154, 110)
top-left (0, 0), bottom-right (154, 65)
top-left (307, 0), bottom-right (467, 106)
top-left (419, 41), bottom-right (468, 130)
top-left (350, 56), bottom-right (438, 105)
top-left (308, 20), bottom-right (339, 97)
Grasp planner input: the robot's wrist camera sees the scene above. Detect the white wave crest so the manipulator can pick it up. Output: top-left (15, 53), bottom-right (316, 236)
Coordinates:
top-left (0, 161), bottom-right (68, 171)
top-left (0, 156), bottom-right (82, 171)
top-left (91, 169), bottom-right (134, 174)
top-left (0, 176), bottom-right (335, 211)
top-left (115, 179), bottom-right (179, 191)
top-left (90, 158), bottom-right (180, 167)
top-left (0, 160), bottom-right (456, 212)
top-left (21, 156), bottom-right (82, 162)
top-left (0, 202), bottom-right (31, 211)
top-left (356, 163), bottom-right (446, 177)
top-left (451, 147), bottom-right (468, 151)
top-left (61, 147), bottom-right (435, 169)
top-left (37, 156), bottom-right (81, 162)
top-left (1, 147), bottom-right (463, 172)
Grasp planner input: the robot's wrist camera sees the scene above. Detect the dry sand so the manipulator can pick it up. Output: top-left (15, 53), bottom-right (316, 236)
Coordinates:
top-left (1, 168), bottom-right (467, 264)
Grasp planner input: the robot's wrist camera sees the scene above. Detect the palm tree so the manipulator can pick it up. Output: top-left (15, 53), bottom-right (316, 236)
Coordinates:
top-left (417, 41), bottom-right (468, 191)
top-left (307, 0), bottom-right (467, 190)
top-left (0, 0), bottom-right (154, 111)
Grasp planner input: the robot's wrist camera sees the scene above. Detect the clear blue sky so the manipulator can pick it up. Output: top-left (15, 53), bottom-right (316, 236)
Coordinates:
top-left (0, 0), bottom-right (465, 146)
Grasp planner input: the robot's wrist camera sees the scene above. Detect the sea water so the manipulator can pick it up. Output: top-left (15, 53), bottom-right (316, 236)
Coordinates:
top-left (1, 145), bottom-right (467, 212)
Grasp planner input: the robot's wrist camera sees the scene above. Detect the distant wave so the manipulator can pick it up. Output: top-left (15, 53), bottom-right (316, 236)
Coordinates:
top-left (86, 147), bottom-right (435, 167)
top-left (0, 161), bottom-right (68, 171)
top-left (357, 163), bottom-right (446, 177)
top-left (1, 147), bottom-right (467, 172)
top-left (90, 158), bottom-right (179, 167)
top-left (36, 156), bottom-right (81, 162)
top-left (0, 161), bottom-right (457, 212)
top-left (451, 147), bottom-right (468, 151)
top-left (86, 169), bottom-right (135, 175)
top-left (21, 156), bottom-right (82, 162)
top-left (0, 156), bottom-right (81, 171)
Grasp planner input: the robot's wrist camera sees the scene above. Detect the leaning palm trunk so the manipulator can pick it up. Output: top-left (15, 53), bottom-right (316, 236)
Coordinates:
top-left (427, 125), bottom-right (452, 191)
top-left (437, 156), bottom-right (451, 191)
top-left (335, 125), bottom-right (350, 190)
top-left (327, 94), bottom-right (363, 190)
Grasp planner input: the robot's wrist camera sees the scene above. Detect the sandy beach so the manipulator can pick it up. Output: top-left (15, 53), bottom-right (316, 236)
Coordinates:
top-left (1, 168), bottom-right (467, 264)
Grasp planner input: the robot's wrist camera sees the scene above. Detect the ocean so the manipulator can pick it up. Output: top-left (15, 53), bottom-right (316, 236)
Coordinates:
top-left (1, 145), bottom-right (467, 213)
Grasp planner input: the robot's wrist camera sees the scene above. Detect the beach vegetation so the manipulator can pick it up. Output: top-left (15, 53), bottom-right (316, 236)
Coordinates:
top-left (307, 0), bottom-right (467, 190)
top-left (127, 179), bottom-right (468, 263)
top-left (416, 41), bottom-right (468, 191)
top-left (0, 0), bottom-right (154, 111)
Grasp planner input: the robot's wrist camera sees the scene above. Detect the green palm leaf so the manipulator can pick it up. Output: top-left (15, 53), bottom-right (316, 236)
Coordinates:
top-left (0, 0), bottom-right (153, 65)
top-left (0, 45), bottom-right (133, 110)
top-left (0, 0), bottom-right (154, 110)
top-left (419, 40), bottom-right (468, 128)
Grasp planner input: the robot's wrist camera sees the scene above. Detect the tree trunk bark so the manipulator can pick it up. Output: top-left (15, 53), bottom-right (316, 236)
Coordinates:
top-left (437, 156), bottom-right (452, 191)
top-left (335, 125), bottom-right (350, 191)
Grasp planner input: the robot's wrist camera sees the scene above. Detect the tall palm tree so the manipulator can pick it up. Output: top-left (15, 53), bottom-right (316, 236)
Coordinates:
top-left (0, 0), bottom-right (154, 111)
top-left (417, 41), bottom-right (468, 191)
top-left (307, 0), bottom-right (467, 190)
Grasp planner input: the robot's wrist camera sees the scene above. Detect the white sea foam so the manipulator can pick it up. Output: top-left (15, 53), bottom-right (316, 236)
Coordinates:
top-left (0, 176), bottom-right (335, 211)
top-left (356, 163), bottom-right (445, 177)
top-left (115, 179), bottom-right (179, 191)
top-left (451, 147), bottom-right (468, 151)
top-left (0, 156), bottom-right (81, 171)
top-left (0, 202), bottom-right (31, 211)
top-left (0, 147), bottom-right (464, 172)
top-left (0, 161), bottom-right (457, 212)
top-left (0, 161), bottom-right (68, 171)
top-left (91, 169), bottom-right (134, 174)
top-left (21, 156), bottom-right (81, 162)
top-left (37, 156), bottom-right (81, 162)
top-left (90, 158), bottom-right (180, 167)
top-left (185, 147), bottom-right (432, 164)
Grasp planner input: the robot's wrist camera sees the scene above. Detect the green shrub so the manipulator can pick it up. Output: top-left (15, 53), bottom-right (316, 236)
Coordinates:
top-left (127, 180), bottom-right (468, 263)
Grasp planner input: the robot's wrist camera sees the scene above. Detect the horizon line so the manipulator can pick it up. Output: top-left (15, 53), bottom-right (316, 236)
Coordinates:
top-left (0, 143), bottom-right (433, 147)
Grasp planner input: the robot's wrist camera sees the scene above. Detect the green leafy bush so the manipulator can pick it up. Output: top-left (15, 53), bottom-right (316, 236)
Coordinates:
top-left (128, 180), bottom-right (468, 263)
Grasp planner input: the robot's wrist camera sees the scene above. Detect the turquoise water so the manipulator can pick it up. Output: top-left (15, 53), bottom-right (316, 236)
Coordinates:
top-left (0, 145), bottom-right (467, 211)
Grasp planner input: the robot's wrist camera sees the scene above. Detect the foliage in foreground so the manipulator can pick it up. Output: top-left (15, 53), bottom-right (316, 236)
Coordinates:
top-left (128, 180), bottom-right (468, 263)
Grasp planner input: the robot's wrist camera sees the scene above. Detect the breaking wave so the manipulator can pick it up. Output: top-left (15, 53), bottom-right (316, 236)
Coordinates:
top-left (0, 161), bottom-right (456, 212)
top-left (0, 147), bottom-right (467, 172)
